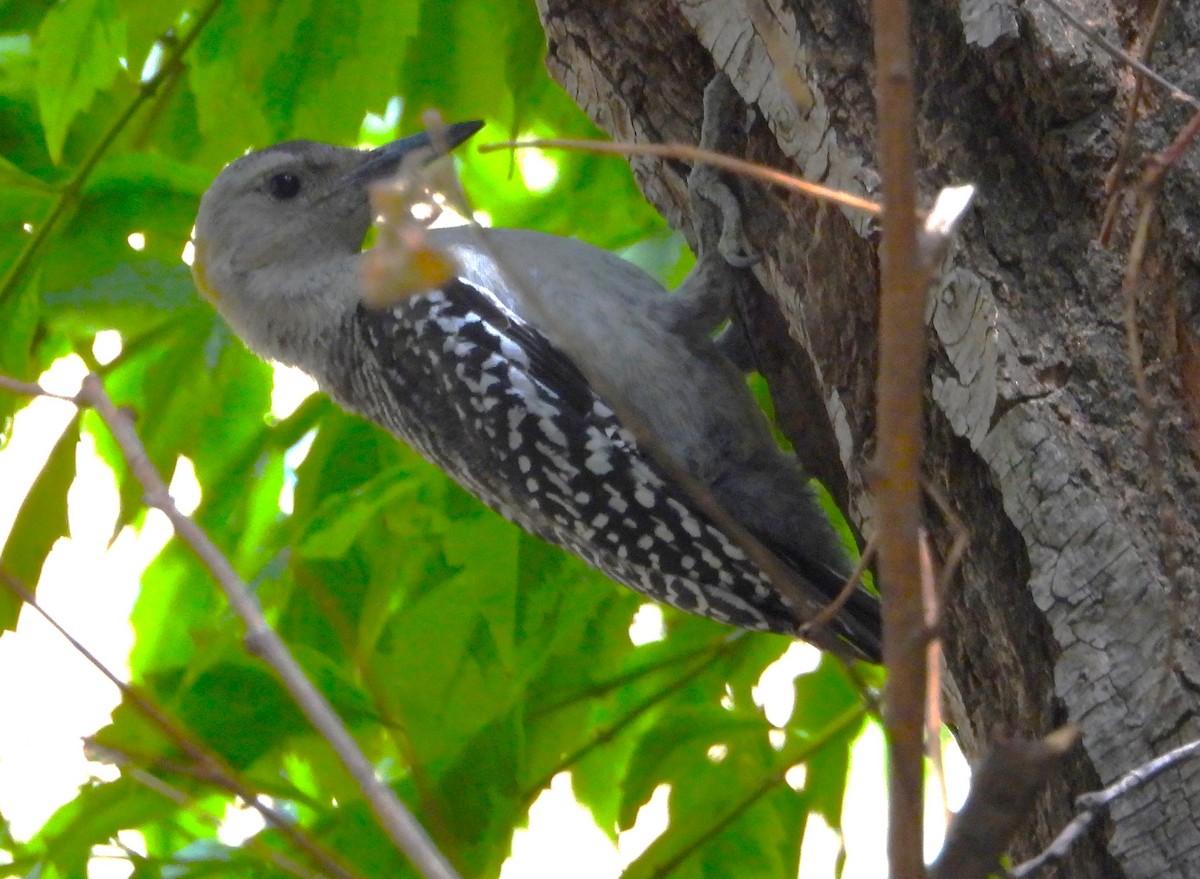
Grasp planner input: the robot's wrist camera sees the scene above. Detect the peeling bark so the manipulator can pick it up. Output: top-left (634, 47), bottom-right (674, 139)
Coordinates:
top-left (534, 0), bottom-right (1200, 876)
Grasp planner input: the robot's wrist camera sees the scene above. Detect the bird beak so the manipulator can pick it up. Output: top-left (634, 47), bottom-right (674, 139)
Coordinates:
top-left (351, 120), bottom-right (484, 183)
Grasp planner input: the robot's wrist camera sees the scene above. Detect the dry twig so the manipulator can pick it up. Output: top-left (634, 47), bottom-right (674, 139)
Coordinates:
top-left (479, 137), bottom-right (881, 216)
top-left (1009, 736), bottom-right (1200, 877)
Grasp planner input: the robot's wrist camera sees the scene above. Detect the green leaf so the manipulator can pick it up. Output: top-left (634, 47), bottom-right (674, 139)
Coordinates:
top-left (503, 0), bottom-right (550, 136)
top-left (0, 3), bottom-right (55, 33)
top-left (164, 660), bottom-right (311, 769)
top-left (374, 558), bottom-right (518, 766)
top-left (0, 71), bottom-right (57, 184)
top-left (566, 631), bottom-right (727, 833)
top-left (623, 709), bottom-right (766, 818)
top-left (296, 463), bottom-right (421, 560)
top-left (790, 657), bottom-right (867, 825)
top-left (27, 777), bottom-right (178, 878)
top-left (188, 0), bottom-right (420, 150)
top-left (620, 713), bottom-right (807, 879)
top-left (0, 152), bottom-right (55, 192)
top-left (40, 156), bottom-right (208, 297)
top-left (432, 713), bottom-right (525, 877)
top-left (42, 259), bottom-right (195, 337)
top-left (401, 0), bottom-right (515, 128)
top-left (0, 272), bottom-right (40, 430)
top-left (280, 0), bottom-right (421, 143)
top-left (302, 794), bottom-right (421, 879)
top-left (128, 539), bottom-right (223, 677)
top-left (33, 0), bottom-right (127, 162)
top-left (0, 415), bottom-right (78, 630)
top-left (87, 296), bottom-right (270, 532)
top-left (292, 410), bottom-right (409, 515)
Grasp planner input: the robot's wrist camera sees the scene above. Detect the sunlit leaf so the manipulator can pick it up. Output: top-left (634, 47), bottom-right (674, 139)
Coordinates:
top-left (33, 0), bottom-right (126, 162)
top-left (0, 415), bottom-right (77, 630)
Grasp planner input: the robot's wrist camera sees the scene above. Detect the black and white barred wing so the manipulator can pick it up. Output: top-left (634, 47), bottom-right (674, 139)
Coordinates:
top-left (354, 277), bottom-right (801, 635)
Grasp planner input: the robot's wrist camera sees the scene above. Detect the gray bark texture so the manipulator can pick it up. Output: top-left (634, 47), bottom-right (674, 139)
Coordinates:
top-left (533, 1), bottom-right (1200, 876)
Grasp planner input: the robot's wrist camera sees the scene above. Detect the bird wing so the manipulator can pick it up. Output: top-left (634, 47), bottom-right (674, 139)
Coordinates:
top-left (352, 277), bottom-right (880, 660)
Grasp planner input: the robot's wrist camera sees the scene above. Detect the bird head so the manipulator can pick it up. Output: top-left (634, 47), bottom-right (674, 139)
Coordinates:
top-left (192, 123), bottom-right (482, 303)
top-left (190, 122), bottom-right (481, 364)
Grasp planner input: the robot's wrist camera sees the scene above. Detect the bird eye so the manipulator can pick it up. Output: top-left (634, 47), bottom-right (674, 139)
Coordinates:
top-left (266, 171), bottom-right (302, 200)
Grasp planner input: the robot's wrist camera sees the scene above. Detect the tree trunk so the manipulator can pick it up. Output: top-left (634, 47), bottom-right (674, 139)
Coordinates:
top-left (534, 1), bottom-right (1200, 876)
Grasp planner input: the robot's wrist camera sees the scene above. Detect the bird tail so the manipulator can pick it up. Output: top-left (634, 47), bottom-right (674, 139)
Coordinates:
top-left (763, 536), bottom-right (883, 663)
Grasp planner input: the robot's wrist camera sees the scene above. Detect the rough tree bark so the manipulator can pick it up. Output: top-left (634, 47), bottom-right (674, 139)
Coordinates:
top-left (533, 1), bottom-right (1200, 877)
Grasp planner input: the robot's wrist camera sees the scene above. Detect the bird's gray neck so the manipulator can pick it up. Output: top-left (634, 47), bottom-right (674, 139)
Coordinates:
top-left (215, 254), bottom-right (364, 381)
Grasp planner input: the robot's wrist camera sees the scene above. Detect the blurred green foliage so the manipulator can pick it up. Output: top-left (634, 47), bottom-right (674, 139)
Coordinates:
top-left (0, 3), bottom-right (869, 878)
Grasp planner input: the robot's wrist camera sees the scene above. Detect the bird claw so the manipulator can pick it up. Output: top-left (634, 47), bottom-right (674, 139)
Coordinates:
top-left (688, 74), bottom-right (759, 270)
top-left (658, 74), bottom-right (758, 340)
top-left (715, 187), bottom-right (760, 269)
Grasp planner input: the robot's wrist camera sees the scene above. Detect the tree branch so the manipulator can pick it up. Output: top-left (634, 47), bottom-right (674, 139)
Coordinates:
top-left (1010, 737), bottom-right (1200, 877)
top-left (929, 726), bottom-right (1077, 879)
top-left (869, 0), bottom-right (927, 874)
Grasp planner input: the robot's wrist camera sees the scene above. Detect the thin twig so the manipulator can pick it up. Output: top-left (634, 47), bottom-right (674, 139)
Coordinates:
top-left (1117, 108), bottom-right (1200, 709)
top-left (0, 375), bottom-right (77, 402)
top-left (919, 477), bottom-right (970, 613)
top-left (1, 373), bottom-right (463, 879)
top-left (479, 138), bottom-right (882, 216)
top-left (918, 532), bottom-right (948, 827)
top-left (77, 374), bottom-right (462, 879)
top-left (1032, 0), bottom-right (1200, 110)
top-left (117, 761), bottom-right (332, 879)
top-left (1098, 0), bottom-right (1169, 245)
top-left (799, 537), bottom-right (876, 637)
top-left (529, 637), bottom-right (735, 720)
top-left (1009, 737), bottom-right (1200, 877)
top-left (296, 567), bottom-right (453, 849)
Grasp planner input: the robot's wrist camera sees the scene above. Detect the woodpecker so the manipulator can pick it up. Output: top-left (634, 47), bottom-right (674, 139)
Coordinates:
top-left (191, 81), bottom-right (881, 661)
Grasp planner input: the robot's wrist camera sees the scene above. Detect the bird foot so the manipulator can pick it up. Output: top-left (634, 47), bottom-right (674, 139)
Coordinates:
top-left (688, 74), bottom-right (759, 270)
top-left (655, 74), bottom-right (757, 341)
